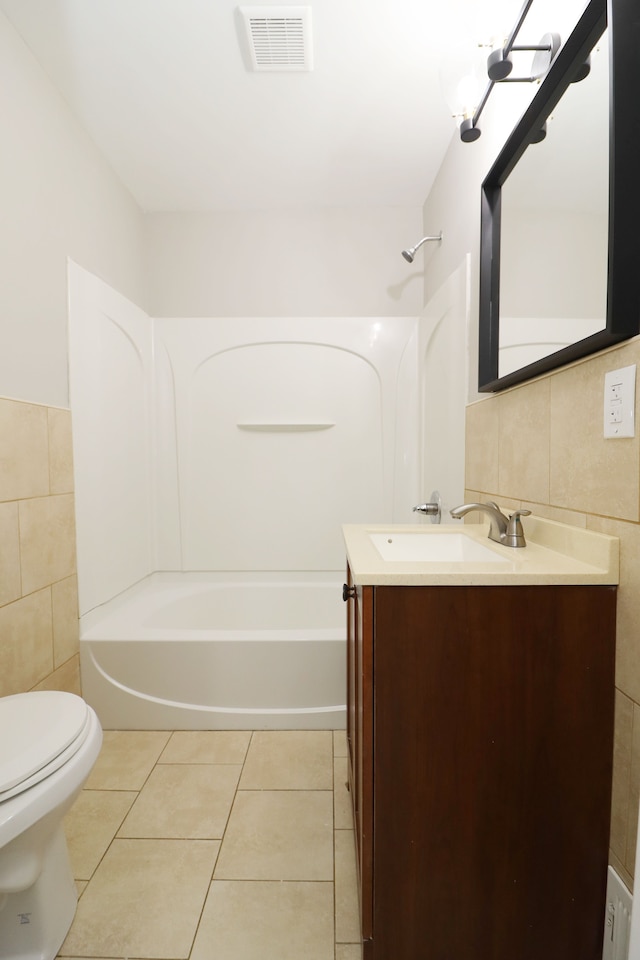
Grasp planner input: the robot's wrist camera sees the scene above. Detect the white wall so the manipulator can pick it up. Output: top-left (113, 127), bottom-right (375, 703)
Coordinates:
top-left (0, 10), bottom-right (145, 408)
top-left (144, 207), bottom-right (427, 318)
top-left (418, 255), bottom-right (470, 516)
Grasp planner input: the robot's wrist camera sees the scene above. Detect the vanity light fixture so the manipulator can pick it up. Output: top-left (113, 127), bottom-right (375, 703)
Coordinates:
top-left (448, 0), bottom-right (565, 143)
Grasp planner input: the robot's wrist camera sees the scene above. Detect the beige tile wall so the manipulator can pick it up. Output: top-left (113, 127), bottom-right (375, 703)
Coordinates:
top-left (465, 335), bottom-right (640, 892)
top-left (0, 396), bottom-right (80, 698)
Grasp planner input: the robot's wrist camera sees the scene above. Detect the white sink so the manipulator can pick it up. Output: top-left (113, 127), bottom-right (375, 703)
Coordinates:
top-left (368, 532), bottom-right (507, 563)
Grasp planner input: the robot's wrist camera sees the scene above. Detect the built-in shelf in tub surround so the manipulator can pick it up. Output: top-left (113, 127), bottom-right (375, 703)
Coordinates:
top-left (236, 422), bottom-right (335, 432)
top-left (343, 516), bottom-right (619, 586)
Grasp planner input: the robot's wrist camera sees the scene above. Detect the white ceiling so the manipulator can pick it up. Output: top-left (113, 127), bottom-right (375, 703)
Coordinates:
top-left (0, 0), bottom-right (528, 213)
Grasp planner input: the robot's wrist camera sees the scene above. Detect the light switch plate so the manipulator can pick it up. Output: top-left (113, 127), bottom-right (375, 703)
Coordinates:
top-left (604, 365), bottom-right (636, 438)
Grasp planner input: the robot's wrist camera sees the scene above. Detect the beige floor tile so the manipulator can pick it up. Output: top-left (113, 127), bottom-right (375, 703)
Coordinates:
top-left (239, 730), bottom-right (333, 789)
top-left (336, 945), bottom-right (363, 960)
top-left (159, 730), bottom-right (251, 764)
top-left (334, 757), bottom-right (354, 830)
top-left (60, 838), bottom-right (218, 959)
top-left (335, 830), bottom-right (361, 943)
top-left (190, 880), bottom-right (334, 960)
top-left (118, 764), bottom-right (241, 839)
top-left (333, 729), bottom-right (348, 758)
top-left (214, 790), bottom-right (333, 880)
top-left (65, 789), bottom-right (137, 879)
top-left (85, 731), bottom-right (171, 791)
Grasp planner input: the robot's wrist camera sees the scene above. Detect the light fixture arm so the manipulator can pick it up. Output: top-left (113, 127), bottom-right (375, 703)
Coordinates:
top-left (502, 0), bottom-right (536, 60)
top-left (460, 0), bottom-right (560, 143)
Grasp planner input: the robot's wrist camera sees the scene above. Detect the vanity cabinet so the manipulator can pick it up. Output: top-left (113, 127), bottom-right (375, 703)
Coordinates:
top-left (345, 570), bottom-right (616, 960)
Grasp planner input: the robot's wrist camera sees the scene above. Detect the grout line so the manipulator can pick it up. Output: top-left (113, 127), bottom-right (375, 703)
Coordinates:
top-left (185, 730), bottom-right (254, 959)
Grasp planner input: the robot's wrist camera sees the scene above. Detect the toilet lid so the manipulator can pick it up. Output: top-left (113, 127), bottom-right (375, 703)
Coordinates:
top-left (0, 691), bottom-right (90, 800)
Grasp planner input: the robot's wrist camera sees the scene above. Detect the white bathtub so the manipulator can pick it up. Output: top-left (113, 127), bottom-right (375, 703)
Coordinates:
top-left (80, 572), bottom-right (346, 730)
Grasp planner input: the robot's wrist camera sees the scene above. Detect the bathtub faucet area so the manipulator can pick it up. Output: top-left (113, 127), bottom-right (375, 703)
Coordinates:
top-left (449, 501), bottom-right (531, 547)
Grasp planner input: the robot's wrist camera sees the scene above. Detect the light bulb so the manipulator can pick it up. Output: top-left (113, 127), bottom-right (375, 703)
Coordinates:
top-left (439, 40), bottom-right (488, 122)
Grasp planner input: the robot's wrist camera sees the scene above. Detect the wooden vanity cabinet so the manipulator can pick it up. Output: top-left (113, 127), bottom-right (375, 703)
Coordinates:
top-left (345, 571), bottom-right (616, 960)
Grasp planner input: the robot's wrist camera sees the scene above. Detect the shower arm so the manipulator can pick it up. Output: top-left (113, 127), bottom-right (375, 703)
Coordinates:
top-left (401, 232), bottom-right (443, 263)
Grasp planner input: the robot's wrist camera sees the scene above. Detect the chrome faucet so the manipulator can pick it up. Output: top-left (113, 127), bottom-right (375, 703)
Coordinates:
top-left (449, 501), bottom-right (531, 547)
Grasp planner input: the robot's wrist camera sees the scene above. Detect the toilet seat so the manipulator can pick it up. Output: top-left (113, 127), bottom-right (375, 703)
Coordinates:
top-left (0, 692), bottom-right (92, 803)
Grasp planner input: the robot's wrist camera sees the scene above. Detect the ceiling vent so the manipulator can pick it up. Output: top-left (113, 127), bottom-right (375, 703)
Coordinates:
top-left (239, 6), bottom-right (313, 71)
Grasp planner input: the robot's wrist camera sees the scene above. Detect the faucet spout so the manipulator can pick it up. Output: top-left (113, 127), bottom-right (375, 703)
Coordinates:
top-left (449, 502), bottom-right (508, 544)
top-left (449, 502), bottom-right (531, 547)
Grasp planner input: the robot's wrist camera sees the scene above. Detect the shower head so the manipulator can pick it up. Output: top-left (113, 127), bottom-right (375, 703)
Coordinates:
top-left (401, 232), bottom-right (443, 263)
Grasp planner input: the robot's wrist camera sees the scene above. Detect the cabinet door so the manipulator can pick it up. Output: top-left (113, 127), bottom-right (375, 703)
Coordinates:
top-left (371, 583), bottom-right (616, 960)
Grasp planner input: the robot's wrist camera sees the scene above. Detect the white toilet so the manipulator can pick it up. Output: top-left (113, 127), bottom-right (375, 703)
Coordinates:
top-left (0, 690), bottom-right (102, 960)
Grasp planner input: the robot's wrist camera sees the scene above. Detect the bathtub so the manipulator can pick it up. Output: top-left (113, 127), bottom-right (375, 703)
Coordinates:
top-left (80, 572), bottom-right (346, 730)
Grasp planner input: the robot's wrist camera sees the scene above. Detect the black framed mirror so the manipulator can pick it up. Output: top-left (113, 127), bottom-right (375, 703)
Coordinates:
top-left (479, 0), bottom-right (640, 393)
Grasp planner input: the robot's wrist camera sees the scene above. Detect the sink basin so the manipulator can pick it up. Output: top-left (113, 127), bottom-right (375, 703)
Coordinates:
top-left (369, 532), bottom-right (506, 563)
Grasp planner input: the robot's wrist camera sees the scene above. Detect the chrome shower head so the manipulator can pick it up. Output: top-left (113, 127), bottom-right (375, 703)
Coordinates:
top-left (401, 232), bottom-right (443, 263)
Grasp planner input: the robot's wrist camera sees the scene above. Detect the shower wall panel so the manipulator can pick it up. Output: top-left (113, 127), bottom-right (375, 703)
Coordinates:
top-left (68, 262), bottom-right (155, 615)
top-left (154, 318), bottom-right (418, 572)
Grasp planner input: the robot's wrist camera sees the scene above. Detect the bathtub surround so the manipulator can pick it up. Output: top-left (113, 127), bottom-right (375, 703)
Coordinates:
top-left (0, 398), bottom-right (80, 698)
top-left (68, 264), bottom-right (422, 617)
top-left (68, 265), bottom-right (432, 730)
top-left (464, 333), bottom-right (640, 892)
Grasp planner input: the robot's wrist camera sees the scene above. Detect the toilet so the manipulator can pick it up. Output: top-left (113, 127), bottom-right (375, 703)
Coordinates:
top-left (0, 690), bottom-right (102, 960)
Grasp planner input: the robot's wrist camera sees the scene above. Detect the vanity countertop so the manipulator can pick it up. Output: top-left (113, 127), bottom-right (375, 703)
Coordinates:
top-left (343, 517), bottom-right (619, 586)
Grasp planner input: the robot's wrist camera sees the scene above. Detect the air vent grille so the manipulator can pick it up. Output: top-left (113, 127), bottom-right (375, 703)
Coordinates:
top-left (240, 6), bottom-right (313, 71)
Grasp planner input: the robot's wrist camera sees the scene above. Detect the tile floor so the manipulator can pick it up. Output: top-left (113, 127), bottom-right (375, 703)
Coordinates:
top-left (57, 729), bottom-right (362, 960)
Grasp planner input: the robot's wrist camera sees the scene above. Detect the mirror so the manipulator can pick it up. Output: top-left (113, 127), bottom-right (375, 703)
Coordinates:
top-left (478, 0), bottom-right (640, 392)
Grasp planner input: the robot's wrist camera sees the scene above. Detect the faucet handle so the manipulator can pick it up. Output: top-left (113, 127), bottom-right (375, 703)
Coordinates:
top-left (412, 490), bottom-right (442, 523)
top-left (505, 509), bottom-right (531, 547)
top-left (413, 502), bottom-right (439, 515)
